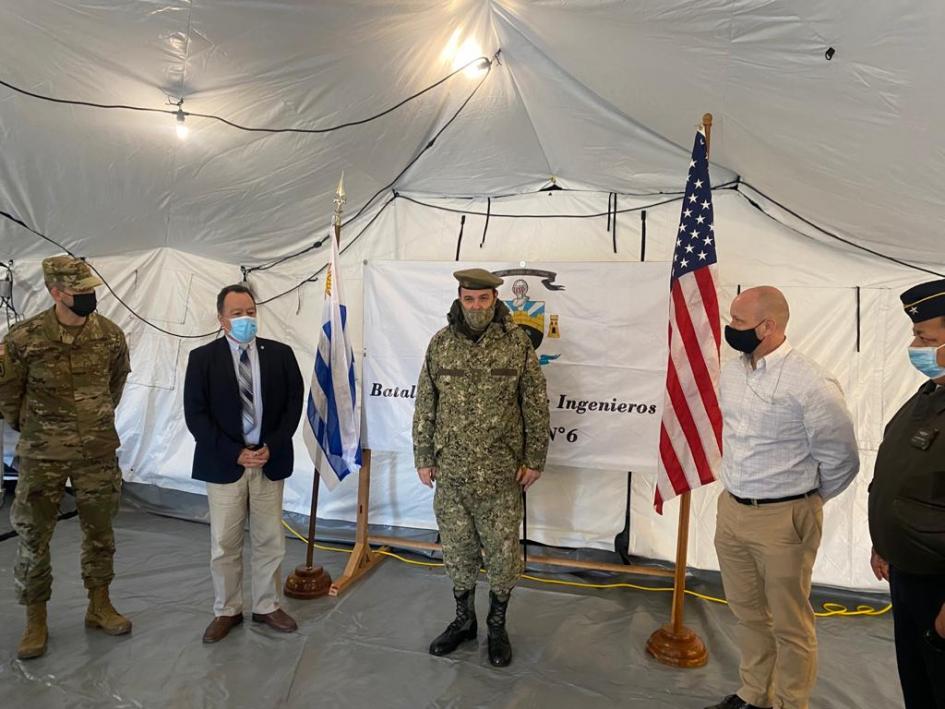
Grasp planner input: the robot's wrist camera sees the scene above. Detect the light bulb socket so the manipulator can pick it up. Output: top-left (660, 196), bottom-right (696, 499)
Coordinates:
top-left (176, 108), bottom-right (186, 124)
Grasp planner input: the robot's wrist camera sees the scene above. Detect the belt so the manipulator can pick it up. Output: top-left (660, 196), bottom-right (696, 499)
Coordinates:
top-left (731, 488), bottom-right (819, 506)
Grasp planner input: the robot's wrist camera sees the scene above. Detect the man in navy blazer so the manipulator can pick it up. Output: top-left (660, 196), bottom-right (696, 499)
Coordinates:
top-left (184, 284), bottom-right (303, 643)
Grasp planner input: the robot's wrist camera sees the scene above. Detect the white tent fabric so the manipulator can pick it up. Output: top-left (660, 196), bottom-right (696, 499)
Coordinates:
top-left (2, 1), bottom-right (944, 591)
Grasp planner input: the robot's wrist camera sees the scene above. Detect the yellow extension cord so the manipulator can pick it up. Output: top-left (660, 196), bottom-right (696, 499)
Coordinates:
top-left (281, 520), bottom-right (891, 618)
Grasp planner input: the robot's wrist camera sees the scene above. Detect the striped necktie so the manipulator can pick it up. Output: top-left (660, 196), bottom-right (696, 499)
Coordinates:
top-left (238, 346), bottom-right (255, 437)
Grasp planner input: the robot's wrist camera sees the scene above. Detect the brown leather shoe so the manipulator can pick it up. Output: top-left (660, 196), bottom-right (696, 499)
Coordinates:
top-left (202, 614), bottom-right (243, 644)
top-left (251, 608), bottom-right (297, 633)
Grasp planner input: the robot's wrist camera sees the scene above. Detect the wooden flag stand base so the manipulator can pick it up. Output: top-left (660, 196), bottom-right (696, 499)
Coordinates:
top-left (284, 463), bottom-right (333, 599)
top-left (285, 563), bottom-right (332, 599)
top-left (645, 493), bottom-right (708, 668)
top-left (329, 450), bottom-right (388, 597)
top-left (646, 623), bottom-right (708, 668)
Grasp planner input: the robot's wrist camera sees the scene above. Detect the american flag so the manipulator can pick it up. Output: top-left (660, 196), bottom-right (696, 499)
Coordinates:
top-left (654, 130), bottom-right (722, 513)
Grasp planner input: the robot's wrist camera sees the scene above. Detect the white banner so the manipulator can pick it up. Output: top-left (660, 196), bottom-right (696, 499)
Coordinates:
top-left (362, 261), bottom-right (671, 470)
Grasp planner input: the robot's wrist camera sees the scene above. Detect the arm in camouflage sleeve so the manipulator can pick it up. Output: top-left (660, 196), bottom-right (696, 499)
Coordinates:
top-left (109, 330), bottom-right (132, 408)
top-left (412, 342), bottom-right (438, 469)
top-left (0, 335), bottom-right (27, 430)
top-left (520, 341), bottom-right (550, 471)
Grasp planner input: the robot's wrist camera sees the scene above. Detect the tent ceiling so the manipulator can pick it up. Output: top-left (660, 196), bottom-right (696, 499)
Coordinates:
top-left (1, 1), bottom-right (941, 265)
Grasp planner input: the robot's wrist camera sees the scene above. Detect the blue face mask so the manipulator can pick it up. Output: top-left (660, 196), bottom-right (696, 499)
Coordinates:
top-left (228, 316), bottom-right (257, 344)
top-left (908, 344), bottom-right (945, 379)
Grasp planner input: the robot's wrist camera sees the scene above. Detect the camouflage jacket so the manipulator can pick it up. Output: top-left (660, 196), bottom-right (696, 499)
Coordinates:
top-left (0, 307), bottom-right (130, 461)
top-left (413, 300), bottom-right (549, 476)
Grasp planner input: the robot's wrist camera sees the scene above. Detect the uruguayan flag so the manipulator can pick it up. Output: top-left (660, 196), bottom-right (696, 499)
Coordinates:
top-left (303, 231), bottom-right (361, 489)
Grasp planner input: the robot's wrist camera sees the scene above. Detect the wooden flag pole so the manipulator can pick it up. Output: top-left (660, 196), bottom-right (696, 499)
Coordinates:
top-left (284, 174), bottom-right (351, 600)
top-left (645, 114), bottom-right (713, 668)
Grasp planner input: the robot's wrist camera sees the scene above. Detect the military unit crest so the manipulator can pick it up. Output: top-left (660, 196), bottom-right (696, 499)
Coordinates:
top-left (495, 268), bottom-right (564, 367)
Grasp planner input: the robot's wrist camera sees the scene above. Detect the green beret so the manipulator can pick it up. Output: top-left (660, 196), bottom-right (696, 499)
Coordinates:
top-left (453, 268), bottom-right (503, 290)
top-left (42, 255), bottom-right (103, 291)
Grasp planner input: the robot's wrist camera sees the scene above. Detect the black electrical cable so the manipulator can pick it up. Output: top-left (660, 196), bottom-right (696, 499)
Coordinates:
top-left (1, 43), bottom-right (486, 331)
top-left (0, 208), bottom-right (77, 255)
top-left (256, 193), bottom-right (398, 306)
top-left (736, 181), bottom-right (945, 278)
top-left (0, 54), bottom-right (494, 136)
top-left (0, 210), bottom-right (220, 339)
top-left (397, 181), bottom-right (741, 219)
top-left (82, 259), bottom-right (222, 339)
top-left (247, 51), bottom-right (498, 274)
top-left (0, 193), bottom-right (397, 332)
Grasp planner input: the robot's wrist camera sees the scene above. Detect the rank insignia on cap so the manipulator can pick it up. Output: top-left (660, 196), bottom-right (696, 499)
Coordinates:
top-left (901, 278), bottom-right (945, 323)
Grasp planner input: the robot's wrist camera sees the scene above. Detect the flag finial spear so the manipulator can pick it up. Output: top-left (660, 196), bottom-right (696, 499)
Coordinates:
top-left (332, 171), bottom-right (346, 227)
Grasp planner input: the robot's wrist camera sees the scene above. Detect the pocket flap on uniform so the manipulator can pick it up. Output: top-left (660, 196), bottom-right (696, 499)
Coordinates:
top-left (437, 368), bottom-right (466, 377)
top-left (490, 368), bottom-right (516, 377)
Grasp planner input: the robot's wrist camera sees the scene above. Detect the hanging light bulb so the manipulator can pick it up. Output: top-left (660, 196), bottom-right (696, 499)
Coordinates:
top-left (175, 107), bottom-right (188, 140)
top-left (453, 38), bottom-right (487, 78)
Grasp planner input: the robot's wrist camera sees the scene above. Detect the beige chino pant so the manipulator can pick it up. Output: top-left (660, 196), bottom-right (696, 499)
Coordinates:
top-left (714, 490), bottom-right (823, 709)
top-left (206, 468), bottom-right (286, 617)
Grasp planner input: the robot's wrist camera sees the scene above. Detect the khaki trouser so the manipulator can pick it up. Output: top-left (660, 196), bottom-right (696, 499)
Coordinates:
top-left (206, 468), bottom-right (285, 617)
top-left (714, 490), bottom-right (824, 709)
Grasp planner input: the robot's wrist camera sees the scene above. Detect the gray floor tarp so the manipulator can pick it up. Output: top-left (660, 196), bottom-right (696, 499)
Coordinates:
top-left (0, 501), bottom-right (902, 708)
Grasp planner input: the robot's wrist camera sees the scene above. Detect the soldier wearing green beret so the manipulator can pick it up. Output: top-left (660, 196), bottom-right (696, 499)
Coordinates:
top-left (413, 267), bottom-right (550, 667)
top-left (0, 255), bottom-right (132, 659)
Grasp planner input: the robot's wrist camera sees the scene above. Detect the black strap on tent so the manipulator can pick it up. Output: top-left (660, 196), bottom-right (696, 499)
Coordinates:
top-left (737, 284), bottom-right (742, 295)
top-left (640, 210), bottom-right (647, 261)
top-left (454, 215), bottom-right (466, 261)
top-left (479, 197), bottom-right (491, 248)
top-left (612, 194), bottom-right (618, 253)
top-left (856, 286), bottom-right (861, 353)
top-left (606, 193), bottom-right (614, 232)
top-left (614, 471), bottom-right (634, 565)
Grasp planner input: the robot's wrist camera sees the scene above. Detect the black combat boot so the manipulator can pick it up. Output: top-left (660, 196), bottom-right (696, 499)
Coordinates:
top-left (486, 591), bottom-right (512, 667)
top-left (429, 587), bottom-right (477, 656)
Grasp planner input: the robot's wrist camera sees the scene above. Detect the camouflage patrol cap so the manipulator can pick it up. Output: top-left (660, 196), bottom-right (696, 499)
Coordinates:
top-left (453, 268), bottom-right (503, 290)
top-left (42, 255), bottom-right (103, 291)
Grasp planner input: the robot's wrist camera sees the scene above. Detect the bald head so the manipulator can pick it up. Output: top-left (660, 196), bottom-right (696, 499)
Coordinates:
top-left (727, 286), bottom-right (790, 361)
top-left (731, 286), bottom-right (790, 332)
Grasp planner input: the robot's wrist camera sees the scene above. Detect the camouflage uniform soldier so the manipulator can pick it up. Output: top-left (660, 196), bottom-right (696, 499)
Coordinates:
top-left (0, 255), bottom-right (132, 660)
top-left (413, 268), bottom-right (549, 667)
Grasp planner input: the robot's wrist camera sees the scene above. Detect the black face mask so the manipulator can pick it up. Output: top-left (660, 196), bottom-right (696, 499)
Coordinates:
top-left (66, 292), bottom-right (97, 317)
top-left (724, 323), bottom-right (763, 353)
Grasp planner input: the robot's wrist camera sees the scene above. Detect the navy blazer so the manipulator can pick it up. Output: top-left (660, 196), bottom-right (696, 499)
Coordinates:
top-left (183, 336), bottom-right (304, 484)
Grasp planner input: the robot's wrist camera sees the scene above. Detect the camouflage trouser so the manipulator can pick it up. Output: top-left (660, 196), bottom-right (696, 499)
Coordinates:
top-left (11, 456), bottom-right (122, 605)
top-left (433, 473), bottom-right (524, 597)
